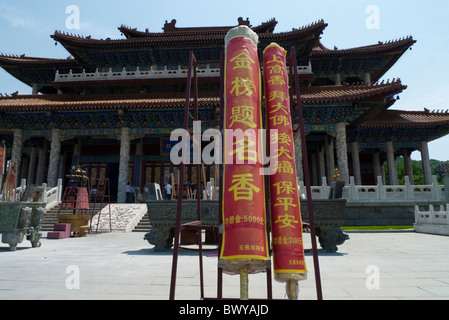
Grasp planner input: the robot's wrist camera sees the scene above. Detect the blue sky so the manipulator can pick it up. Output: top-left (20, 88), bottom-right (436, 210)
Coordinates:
top-left (0, 0), bottom-right (448, 160)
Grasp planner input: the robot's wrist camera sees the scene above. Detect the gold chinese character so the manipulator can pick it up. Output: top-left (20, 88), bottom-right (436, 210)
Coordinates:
top-left (230, 52), bottom-right (255, 70)
top-left (268, 75), bottom-right (286, 86)
top-left (273, 181), bottom-right (296, 195)
top-left (229, 137), bottom-right (257, 162)
top-left (230, 105), bottom-right (257, 128)
top-left (267, 64), bottom-right (285, 75)
top-left (269, 102), bottom-right (289, 115)
top-left (266, 54), bottom-right (284, 65)
top-left (274, 198), bottom-right (297, 212)
top-left (274, 213), bottom-right (299, 229)
top-left (230, 77), bottom-right (256, 97)
top-left (271, 132), bottom-right (292, 145)
top-left (268, 90), bottom-right (288, 102)
top-left (274, 146), bottom-right (293, 160)
top-left (228, 173), bottom-right (261, 201)
top-left (276, 161), bottom-right (294, 174)
top-left (270, 114), bottom-right (290, 127)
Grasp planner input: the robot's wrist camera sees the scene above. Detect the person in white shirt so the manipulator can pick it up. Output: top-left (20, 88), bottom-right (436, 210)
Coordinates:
top-left (165, 183), bottom-right (172, 200)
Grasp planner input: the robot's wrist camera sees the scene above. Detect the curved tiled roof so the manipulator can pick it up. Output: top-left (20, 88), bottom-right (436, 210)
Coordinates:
top-left (362, 109), bottom-right (449, 128)
top-left (0, 94), bottom-right (218, 112)
top-left (311, 37), bottom-right (416, 57)
top-left (118, 18), bottom-right (279, 39)
top-left (0, 80), bottom-right (406, 111)
top-left (296, 79), bottom-right (406, 104)
top-left (0, 54), bottom-right (79, 67)
top-left (51, 20), bottom-right (327, 49)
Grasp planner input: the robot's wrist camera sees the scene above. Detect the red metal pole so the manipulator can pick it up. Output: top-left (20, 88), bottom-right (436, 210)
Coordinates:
top-left (193, 57), bottom-right (206, 300)
top-left (290, 47), bottom-right (323, 300)
top-left (169, 51), bottom-right (195, 300)
top-left (217, 49), bottom-right (225, 300)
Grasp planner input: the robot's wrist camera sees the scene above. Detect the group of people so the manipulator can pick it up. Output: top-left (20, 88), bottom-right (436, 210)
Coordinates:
top-left (125, 181), bottom-right (172, 202)
top-left (125, 179), bottom-right (206, 202)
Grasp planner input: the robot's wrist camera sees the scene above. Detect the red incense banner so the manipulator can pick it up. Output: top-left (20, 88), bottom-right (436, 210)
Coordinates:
top-left (263, 43), bottom-right (307, 280)
top-left (220, 29), bottom-right (270, 263)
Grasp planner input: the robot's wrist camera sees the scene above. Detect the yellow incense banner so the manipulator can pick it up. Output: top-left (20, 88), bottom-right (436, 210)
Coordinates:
top-left (263, 43), bottom-right (307, 281)
top-left (220, 26), bottom-right (270, 273)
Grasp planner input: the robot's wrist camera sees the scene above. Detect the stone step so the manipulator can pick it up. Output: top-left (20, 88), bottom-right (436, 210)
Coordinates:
top-left (132, 213), bottom-right (150, 232)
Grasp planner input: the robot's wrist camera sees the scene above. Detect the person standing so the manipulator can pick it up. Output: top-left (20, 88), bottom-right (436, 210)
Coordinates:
top-left (165, 182), bottom-right (172, 200)
top-left (126, 182), bottom-right (135, 203)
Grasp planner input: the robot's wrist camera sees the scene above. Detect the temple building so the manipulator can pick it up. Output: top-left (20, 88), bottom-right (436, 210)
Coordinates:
top-left (1, 18), bottom-right (449, 203)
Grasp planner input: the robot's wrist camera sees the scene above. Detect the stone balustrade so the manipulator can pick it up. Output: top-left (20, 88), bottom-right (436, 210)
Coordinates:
top-left (298, 175), bottom-right (445, 203)
top-left (54, 63), bottom-right (313, 82)
top-left (2, 179), bottom-right (63, 208)
top-left (414, 204), bottom-right (449, 235)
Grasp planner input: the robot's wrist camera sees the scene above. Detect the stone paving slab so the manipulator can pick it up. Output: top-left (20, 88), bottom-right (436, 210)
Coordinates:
top-left (0, 231), bottom-right (448, 300)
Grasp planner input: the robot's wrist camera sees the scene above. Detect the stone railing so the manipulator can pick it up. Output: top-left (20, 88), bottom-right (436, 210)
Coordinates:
top-left (54, 63), bottom-right (313, 82)
top-left (414, 204), bottom-right (449, 235)
top-left (298, 175), bottom-right (445, 203)
top-left (2, 179), bottom-right (63, 209)
top-left (44, 179), bottom-right (63, 209)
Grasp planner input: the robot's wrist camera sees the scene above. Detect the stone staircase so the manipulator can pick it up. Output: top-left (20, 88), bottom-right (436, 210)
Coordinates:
top-left (41, 203), bottom-right (109, 232)
top-left (132, 212), bottom-right (150, 232)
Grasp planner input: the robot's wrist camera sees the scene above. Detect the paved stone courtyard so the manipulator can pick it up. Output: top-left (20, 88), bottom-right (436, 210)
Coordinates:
top-left (0, 231), bottom-right (448, 300)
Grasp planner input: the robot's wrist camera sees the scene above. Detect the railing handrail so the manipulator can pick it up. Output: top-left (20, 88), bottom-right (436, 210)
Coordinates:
top-left (298, 175), bottom-right (445, 202)
top-left (55, 64), bottom-right (313, 82)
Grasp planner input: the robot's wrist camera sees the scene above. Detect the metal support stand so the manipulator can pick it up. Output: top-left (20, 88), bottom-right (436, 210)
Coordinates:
top-left (169, 47), bottom-right (323, 301)
top-left (90, 178), bottom-right (112, 234)
top-left (170, 51), bottom-right (207, 300)
top-left (289, 46), bottom-right (323, 300)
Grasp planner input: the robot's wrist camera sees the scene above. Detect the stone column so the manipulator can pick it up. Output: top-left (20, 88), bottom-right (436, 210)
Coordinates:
top-left (11, 129), bottom-right (23, 165)
top-left (117, 128), bottom-right (130, 203)
top-left (421, 141), bottom-right (432, 185)
top-left (403, 150), bottom-right (414, 185)
top-left (365, 72), bottom-right (372, 85)
top-left (386, 141), bottom-right (398, 185)
top-left (294, 134), bottom-right (304, 182)
top-left (311, 153), bottom-right (318, 186)
top-left (47, 129), bottom-right (61, 188)
top-left (71, 138), bottom-right (81, 168)
top-left (335, 72), bottom-right (342, 85)
top-left (32, 83), bottom-right (39, 95)
top-left (336, 123), bottom-right (349, 183)
top-left (351, 142), bottom-right (362, 185)
top-left (325, 135), bottom-right (335, 181)
top-left (381, 161), bottom-right (387, 185)
top-left (442, 162), bottom-right (449, 203)
top-left (20, 156), bottom-right (29, 182)
top-left (133, 139), bottom-right (143, 188)
top-left (35, 140), bottom-right (49, 186)
top-left (372, 151), bottom-right (382, 182)
top-left (27, 146), bottom-right (37, 185)
top-left (58, 151), bottom-right (67, 181)
top-left (11, 129), bottom-right (23, 178)
top-left (318, 146), bottom-right (325, 185)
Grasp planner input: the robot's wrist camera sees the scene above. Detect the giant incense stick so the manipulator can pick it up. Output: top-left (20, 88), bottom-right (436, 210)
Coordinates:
top-left (219, 26), bottom-right (271, 295)
top-left (263, 43), bottom-right (307, 300)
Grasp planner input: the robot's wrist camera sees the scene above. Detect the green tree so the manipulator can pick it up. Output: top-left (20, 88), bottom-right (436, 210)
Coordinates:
top-left (393, 158), bottom-right (447, 185)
